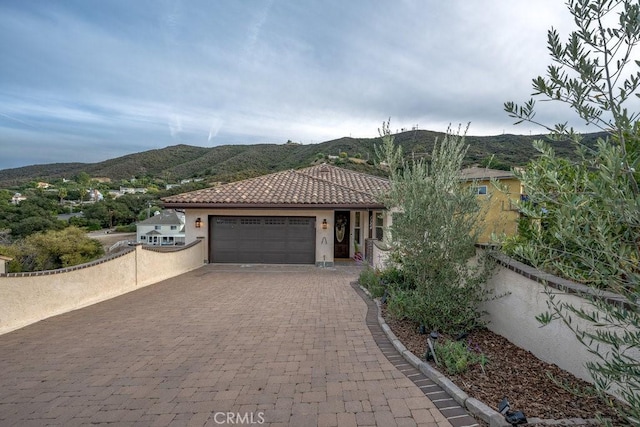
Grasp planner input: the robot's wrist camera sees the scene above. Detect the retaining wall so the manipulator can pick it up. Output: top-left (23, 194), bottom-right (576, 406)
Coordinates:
top-left (0, 240), bottom-right (204, 335)
top-left (369, 244), bottom-right (635, 387)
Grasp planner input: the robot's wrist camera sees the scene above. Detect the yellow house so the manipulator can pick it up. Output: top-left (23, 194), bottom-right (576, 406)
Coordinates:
top-left (460, 166), bottom-right (522, 243)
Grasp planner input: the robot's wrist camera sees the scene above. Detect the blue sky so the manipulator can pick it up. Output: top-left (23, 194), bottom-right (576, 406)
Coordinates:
top-left (0, 1), bottom-right (590, 169)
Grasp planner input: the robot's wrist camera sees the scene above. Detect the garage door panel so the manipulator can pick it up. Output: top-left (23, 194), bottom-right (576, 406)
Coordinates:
top-left (210, 216), bottom-right (316, 264)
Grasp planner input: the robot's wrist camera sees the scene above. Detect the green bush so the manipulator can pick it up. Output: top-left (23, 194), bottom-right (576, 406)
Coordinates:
top-left (115, 224), bottom-right (137, 232)
top-left (358, 266), bottom-right (385, 298)
top-left (434, 339), bottom-right (485, 375)
top-left (503, 1), bottom-right (640, 422)
top-left (376, 121), bottom-right (494, 335)
top-left (379, 266), bottom-right (408, 288)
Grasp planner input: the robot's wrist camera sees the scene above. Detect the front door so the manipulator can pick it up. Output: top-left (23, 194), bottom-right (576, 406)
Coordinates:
top-left (334, 211), bottom-right (350, 258)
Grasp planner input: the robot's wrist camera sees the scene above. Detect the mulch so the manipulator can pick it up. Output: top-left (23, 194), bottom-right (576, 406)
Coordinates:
top-left (382, 307), bottom-right (626, 424)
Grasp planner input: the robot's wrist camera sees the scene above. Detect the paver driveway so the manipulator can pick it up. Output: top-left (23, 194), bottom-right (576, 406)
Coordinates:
top-left (0, 264), bottom-right (452, 426)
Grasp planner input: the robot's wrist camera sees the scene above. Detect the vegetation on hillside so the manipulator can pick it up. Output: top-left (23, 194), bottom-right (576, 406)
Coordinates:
top-left (0, 227), bottom-right (104, 272)
top-left (0, 131), bottom-right (607, 188)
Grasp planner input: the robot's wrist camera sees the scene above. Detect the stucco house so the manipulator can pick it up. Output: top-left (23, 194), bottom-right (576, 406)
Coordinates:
top-left (460, 166), bottom-right (522, 243)
top-left (162, 164), bottom-right (391, 266)
top-left (136, 210), bottom-right (186, 246)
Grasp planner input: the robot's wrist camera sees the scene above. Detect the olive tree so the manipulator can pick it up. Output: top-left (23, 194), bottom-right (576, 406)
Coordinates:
top-left (504, 1), bottom-right (640, 423)
top-left (376, 122), bottom-right (493, 335)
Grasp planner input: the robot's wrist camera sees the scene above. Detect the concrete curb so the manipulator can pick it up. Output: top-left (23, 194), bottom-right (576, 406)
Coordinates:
top-left (356, 282), bottom-right (604, 426)
top-left (371, 296), bottom-right (512, 427)
top-left (363, 289), bottom-right (604, 427)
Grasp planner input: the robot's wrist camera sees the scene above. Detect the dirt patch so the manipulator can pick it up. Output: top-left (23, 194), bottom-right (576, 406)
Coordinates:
top-left (382, 307), bottom-right (625, 424)
top-left (88, 232), bottom-right (136, 252)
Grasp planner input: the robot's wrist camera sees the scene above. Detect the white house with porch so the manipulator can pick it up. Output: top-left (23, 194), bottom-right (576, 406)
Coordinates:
top-left (136, 210), bottom-right (186, 246)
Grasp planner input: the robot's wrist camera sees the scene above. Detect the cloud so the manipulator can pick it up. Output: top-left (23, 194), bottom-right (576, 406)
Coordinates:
top-left (1, 0), bottom-right (634, 170)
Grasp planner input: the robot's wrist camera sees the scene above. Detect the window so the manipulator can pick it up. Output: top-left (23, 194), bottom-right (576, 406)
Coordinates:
top-left (375, 212), bottom-right (384, 240)
top-left (154, 225), bottom-right (161, 230)
top-left (170, 225), bottom-right (177, 230)
top-left (354, 212), bottom-right (361, 244)
top-left (141, 236), bottom-right (146, 241)
top-left (476, 185), bottom-right (488, 195)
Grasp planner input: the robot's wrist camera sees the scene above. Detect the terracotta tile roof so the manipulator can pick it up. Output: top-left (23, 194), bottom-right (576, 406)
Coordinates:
top-left (460, 166), bottom-right (515, 181)
top-left (162, 164), bottom-right (390, 208)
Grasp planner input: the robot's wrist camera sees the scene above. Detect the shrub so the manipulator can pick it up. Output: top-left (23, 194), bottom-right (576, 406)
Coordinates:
top-left (376, 121), bottom-right (494, 335)
top-left (115, 224), bottom-right (137, 232)
top-left (358, 266), bottom-right (385, 298)
top-left (504, 1), bottom-right (640, 423)
top-left (434, 339), bottom-right (485, 375)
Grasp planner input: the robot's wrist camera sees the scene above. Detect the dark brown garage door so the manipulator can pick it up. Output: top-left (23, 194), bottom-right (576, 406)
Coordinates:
top-left (210, 216), bottom-right (316, 264)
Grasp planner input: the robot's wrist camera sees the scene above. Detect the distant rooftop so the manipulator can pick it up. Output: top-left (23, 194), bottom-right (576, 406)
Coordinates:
top-left (460, 166), bottom-right (515, 181)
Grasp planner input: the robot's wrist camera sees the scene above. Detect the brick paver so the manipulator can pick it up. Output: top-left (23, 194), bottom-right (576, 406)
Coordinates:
top-left (0, 264), bottom-right (453, 426)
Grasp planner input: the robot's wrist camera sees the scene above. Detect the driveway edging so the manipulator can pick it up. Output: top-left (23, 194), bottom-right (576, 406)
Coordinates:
top-left (351, 282), bottom-right (482, 427)
top-left (358, 283), bottom-right (604, 427)
top-left (370, 294), bottom-right (509, 427)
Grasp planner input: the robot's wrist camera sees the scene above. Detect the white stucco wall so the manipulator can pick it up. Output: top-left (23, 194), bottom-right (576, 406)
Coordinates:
top-left (0, 241), bottom-right (204, 335)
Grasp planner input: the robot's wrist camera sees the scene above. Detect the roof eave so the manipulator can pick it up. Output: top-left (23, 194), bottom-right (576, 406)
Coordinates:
top-left (162, 202), bottom-right (387, 210)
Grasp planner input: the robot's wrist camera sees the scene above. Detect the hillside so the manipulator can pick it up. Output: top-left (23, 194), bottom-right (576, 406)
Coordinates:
top-left (0, 130), bottom-right (606, 187)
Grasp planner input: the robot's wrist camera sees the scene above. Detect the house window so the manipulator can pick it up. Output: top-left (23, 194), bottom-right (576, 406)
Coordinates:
top-left (354, 212), bottom-right (361, 244)
top-left (141, 236), bottom-right (146, 241)
top-left (375, 212), bottom-right (384, 240)
top-left (170, 225), bottom-right (177, 230)
top-left (154, 225), bottom-right (161, 230)
top-left (476, 185), bottom-right (488, 195)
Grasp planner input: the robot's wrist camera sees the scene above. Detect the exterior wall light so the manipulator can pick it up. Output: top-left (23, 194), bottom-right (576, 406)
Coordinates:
top-left (322, 219), bottom-right (328, 230)
top-left (195, 217), bottom-right (203, 228)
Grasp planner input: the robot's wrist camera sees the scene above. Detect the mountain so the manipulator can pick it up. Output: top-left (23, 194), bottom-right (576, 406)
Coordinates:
top-left (0, 130), bottom-right (607, 187)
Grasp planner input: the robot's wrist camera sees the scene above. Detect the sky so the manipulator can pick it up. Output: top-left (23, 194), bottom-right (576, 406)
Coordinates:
top-left (0, 0), bottom-right (600, 170)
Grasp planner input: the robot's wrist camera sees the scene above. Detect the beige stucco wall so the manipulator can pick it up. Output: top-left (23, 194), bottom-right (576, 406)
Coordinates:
top-left (184, 208), bottom-right (342, 265)
top-left (136, 240), bottom-right (205, 287)
top-left (463, 177), bottom-right (521, 243)
top-left (0, 241), bottom-right (203, 335)
top-left (480, 258), bottom-right (638, 386)
top-left (364, 243), bottom-right (633, 388)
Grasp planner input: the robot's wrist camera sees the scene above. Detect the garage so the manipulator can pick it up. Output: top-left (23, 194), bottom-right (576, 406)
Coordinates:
top-left (210, 216), bottom-right (316, 264)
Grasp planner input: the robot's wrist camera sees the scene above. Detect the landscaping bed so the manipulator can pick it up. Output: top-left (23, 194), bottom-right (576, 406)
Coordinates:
top-left (382, 306), bottom-right (625, 424)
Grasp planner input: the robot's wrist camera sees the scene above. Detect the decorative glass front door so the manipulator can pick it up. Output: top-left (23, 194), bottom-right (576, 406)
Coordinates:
top-left (334, 211), bottom-right (350, 258)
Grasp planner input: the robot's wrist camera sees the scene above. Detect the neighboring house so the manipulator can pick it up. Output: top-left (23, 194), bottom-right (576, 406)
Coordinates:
top-left (0, 255), bottom-right (12, 274)
top-left (120, 187), bottom-right (148, 195)
top-left (162, 164), bottom-right (391, 266)
top-left (11, 193), bottom-right (27, 205)
top-left (460, 166), bottom-right (522, 243)
top-left (136, 210), bottom-right (186, 246)
top-left (36, 182), bottom-right (51, 189)
top-left (88, 189), bottom-right (103, 202)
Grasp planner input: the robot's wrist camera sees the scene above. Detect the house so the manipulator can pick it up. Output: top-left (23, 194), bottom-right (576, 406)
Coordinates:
top-left (119, 187), bottom-right (148, 195)
top-left (11, 193), bottom-right (27, 205)
top-left (136, 210), bottom-right (186, 246)
top-left (162, 164), bottom-right (391, 266)
top-left (460, 166), bottom-right (522, 243)
top-left (0, 255), bottom-right (12, 274)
